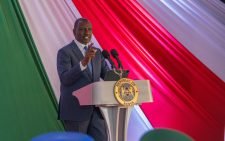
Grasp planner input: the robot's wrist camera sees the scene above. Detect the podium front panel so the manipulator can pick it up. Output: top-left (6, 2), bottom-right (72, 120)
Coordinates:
top-left (73, 80), bottom-right (152, 106)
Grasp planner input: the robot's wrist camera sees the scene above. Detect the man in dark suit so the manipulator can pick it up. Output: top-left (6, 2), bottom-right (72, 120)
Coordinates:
top-left (57, 18), bottom-right (109, 141)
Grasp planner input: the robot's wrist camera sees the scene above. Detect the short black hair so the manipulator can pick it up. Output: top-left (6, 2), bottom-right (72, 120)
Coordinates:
top-left (74, 18), bottom-right (90, 30)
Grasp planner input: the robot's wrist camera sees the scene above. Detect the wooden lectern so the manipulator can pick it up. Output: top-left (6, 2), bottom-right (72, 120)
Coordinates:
top-left (73, 80), bottom-right (152, 141)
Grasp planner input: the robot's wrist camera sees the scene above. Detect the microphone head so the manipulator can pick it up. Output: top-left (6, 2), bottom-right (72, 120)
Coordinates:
top-left (110, 49), bottom-right (118, 58)
top-left (102, 50), bottom-right (110, 59)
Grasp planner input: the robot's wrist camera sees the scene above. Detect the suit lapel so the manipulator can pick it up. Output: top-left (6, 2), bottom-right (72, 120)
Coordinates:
top-left (70, 41), bottom-right (83, 61)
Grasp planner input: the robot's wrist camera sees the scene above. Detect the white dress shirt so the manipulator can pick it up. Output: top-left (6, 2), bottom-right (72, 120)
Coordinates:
top-left (74, 39), bottom-right (88, 71)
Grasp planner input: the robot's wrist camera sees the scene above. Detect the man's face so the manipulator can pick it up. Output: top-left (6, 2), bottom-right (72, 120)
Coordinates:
top-left (74, 21), bottom-right (92, 45)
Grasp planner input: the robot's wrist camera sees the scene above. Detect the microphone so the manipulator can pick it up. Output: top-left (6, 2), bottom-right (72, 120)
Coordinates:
top-left (110, 49), bottom-right (123, 69)
top-left (102, 50), bottom-right (116, 69)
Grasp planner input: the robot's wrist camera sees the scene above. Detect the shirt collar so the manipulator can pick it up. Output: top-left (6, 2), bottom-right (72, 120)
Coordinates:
top-left (74, 39), bottom-right (88, 51)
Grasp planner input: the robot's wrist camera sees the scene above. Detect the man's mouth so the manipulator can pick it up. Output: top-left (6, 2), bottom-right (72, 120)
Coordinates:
top-left (83, 36), bottom-right (90, 40)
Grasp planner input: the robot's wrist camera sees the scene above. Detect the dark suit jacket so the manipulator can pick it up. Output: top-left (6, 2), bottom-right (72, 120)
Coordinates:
top-left (57, 41), bottom-right (109, 121)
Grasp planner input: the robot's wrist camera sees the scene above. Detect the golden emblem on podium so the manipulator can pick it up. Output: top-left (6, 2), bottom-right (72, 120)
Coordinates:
top-left (114, 78), bottom-right (139, 106)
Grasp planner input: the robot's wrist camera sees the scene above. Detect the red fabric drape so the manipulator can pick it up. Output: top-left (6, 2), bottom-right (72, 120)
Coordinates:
top-left (72, 0), bottom-right (225, 140)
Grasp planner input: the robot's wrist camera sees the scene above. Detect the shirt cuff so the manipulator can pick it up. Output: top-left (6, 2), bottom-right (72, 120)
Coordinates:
top-left (80, 61), bottom-right (87, 71)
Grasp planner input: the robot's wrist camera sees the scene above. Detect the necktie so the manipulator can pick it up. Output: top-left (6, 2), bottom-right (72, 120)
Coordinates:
top-left (84, 46), bottom-right (92, 75)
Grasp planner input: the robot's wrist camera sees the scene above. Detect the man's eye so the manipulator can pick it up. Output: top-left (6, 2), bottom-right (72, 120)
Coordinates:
top-left (78, 28), bottom-right (92, 31)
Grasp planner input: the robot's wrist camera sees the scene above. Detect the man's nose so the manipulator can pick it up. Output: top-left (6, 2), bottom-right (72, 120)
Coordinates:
top-left (84, 28), bottom-right (90, 34)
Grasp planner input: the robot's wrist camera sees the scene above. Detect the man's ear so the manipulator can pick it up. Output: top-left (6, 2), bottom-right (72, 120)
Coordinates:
top-left (73, 28), bottom-right (76, 36)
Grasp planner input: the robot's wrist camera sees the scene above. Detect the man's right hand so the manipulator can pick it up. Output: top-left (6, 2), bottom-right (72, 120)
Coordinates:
top-left (81, 43), bottom-right (97, 66)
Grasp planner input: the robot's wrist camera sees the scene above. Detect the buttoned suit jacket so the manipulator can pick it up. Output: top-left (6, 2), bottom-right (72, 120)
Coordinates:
top-left (57, 41), bottom-right (109, 121)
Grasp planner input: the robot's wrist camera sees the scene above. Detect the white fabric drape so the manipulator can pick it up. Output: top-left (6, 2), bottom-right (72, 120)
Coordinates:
top-left (138, 0), bottom-right (225, 82)
top-left (18, 0), bottom-right (152, 140)
top-left (197, 0), bottom-right (225, 25)
top-left (19, 0), bottom-right (75, 100)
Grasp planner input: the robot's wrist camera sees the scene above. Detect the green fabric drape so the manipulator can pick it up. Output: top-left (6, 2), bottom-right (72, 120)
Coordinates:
top-left (0, 0), bottom-right (63, 140)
